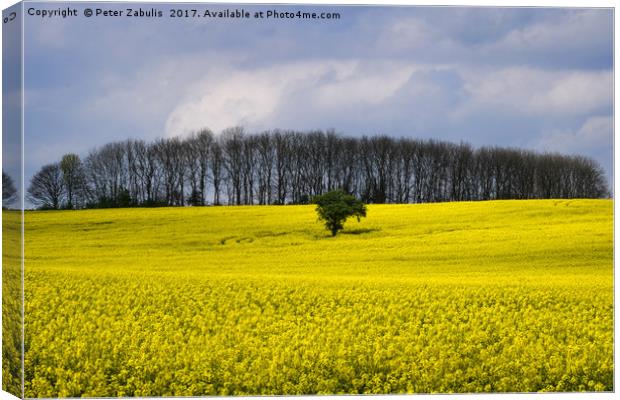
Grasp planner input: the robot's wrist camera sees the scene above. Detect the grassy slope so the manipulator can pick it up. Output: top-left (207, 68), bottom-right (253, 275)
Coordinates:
top-left (22, 200), bottom-right (613, 396)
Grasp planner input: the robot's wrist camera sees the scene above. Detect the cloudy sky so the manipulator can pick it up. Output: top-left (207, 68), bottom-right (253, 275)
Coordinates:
top-left (21, 3), bottom-right (613, 187)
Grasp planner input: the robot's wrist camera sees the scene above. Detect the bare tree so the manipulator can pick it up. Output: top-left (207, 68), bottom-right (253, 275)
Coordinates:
top-left (60, 153), bottom-right (87, 209)
top-left (272, 131), bottom-right (294, 204)
top-left (184, 134), bottom-right (202, 206)
top-left (27, 164), bottom-right (64, 209)
top-left (255, 131), bottom-right (274, 205)
top-left (210, 139), bottom-right (224, 205)
top-left (195, 129), bottom-right (214, 205)
top-left (2, 172), bottom-right (17, 206)
top-left (221, 127), bottom-right (245, 205)
top-left (153, 138), bottom-right (186, 206)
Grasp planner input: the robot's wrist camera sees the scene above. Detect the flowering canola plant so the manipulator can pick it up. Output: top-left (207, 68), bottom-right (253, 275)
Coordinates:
top-left (20, 200), bottom-right (612, 396)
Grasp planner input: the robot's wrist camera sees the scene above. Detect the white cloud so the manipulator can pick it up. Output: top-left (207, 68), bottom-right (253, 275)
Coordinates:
top-left (455, 67), bottom-right (612, 118)
top-left (69, 54), bottom-right (224, 137)
top-left (488, 10), bottom-right (612, 57)
top-left (164, 60), bottom-right (416, 136)
top-left (374, 17), bottom-right (436, 52)
top-left (535, 115), bottom-right (613, 155)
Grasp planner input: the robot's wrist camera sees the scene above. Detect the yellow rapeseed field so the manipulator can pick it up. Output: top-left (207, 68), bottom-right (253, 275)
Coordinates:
top-left (2, 210), bottom-right (22, 396)
top-left (17, 199), bottom-right (613, 396)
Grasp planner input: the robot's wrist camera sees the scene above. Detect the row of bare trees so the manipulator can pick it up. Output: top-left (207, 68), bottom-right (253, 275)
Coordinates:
top-left (26, 128), bottom-right (609, 209)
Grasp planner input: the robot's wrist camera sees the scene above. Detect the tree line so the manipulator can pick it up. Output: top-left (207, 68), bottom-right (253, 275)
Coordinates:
top-left (26, 127), bottom-right (609, 210)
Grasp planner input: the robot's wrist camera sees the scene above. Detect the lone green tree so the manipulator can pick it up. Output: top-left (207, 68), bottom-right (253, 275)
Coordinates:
top-left (314, 190), bottom-right (367, 236)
